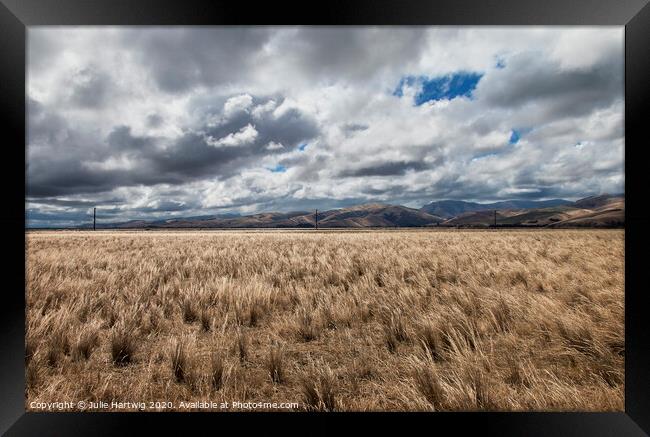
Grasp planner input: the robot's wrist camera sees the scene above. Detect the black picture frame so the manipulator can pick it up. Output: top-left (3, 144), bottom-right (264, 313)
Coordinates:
top-left (2, 0), bottom-right (649, 435)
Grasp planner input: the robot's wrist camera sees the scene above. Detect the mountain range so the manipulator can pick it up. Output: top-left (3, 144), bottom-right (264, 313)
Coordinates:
top-left (86, 194), bottom-right (624, 229)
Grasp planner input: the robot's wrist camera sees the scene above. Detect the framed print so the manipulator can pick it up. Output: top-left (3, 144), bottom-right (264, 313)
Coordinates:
top-left (1, 0), bottom-right (649, 435)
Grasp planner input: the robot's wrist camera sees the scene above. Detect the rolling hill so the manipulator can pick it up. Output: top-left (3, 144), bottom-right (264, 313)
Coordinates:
top-left (314, 204), bottom-right (443, 228)
top-left (99, 204), bottom-right (444, 229)
top-left (440, 194), bottom-right (623, 228)
top-left (420, 198), bottom-right (573, 219)
top-left (89, 194), bottom-right (623, 229)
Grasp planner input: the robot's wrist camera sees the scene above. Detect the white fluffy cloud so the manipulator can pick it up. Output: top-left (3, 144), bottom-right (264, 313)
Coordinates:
top-left (205, 124), bottom-right (259, 147)
top-left (223, 94), bottom-right (253, 118)
top-left (265, 141), bottom-right (284, 151)
top-left (26, 27), bottom-right (624, 226)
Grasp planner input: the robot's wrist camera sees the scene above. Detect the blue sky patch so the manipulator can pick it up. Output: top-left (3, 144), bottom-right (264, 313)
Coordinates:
top-left (509, 130), bottom-right (521, 144)
top-left (394, 72), bottom-right (483, 105)
top-left (298, 143), bottom-right (307, 151)
top-left (509, 127), bottom-right (533, 144)
top-left (268, 164), bottom-right (287, 173)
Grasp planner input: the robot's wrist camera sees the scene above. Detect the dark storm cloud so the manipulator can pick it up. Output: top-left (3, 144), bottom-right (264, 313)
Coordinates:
top-left (146, 113), bottom-right (164, 128)
top-left (107, 125), bottom-right (157, 153)
top-left (257, 107), bottom-right (320, 147)
top-left (476, 52), bottom-right (622, 120)
top-left (199, 99), bottom-right (319, 151)
top-left (284, 27), bottom-right (428, 82)
top-left (28, 162), bottom-right (127, 197)
top-left (72, 27), bottom-right (430, 94)
top-left (121, 28), bottom-right (273, 93)
top-left (339, 161), bottom-right (429, 177)
top-left (82, 26), bottom-right (431, 101)
top-left (417, 172), bottom-right (508, 202)
top-left (68, 67), bottom-right (111, 108)
top-left (341, 123), bottom-right (369, 137)
top-left (27, 197), bottom-right (123, 208)
top-left (28, 99), bottom-right (117, 195)
top-left (149, 131), bottom-right (249, 181)
top-left (27, 95), bottom-right (320, 197)
top-left (27, 98), bottom-right (69, 145)
top-left (151, 101), bottom-right (319, 180)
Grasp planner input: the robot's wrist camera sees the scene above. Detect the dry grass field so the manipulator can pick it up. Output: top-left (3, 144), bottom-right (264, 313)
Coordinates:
top-left (25, 229), bottom-right (624, 411)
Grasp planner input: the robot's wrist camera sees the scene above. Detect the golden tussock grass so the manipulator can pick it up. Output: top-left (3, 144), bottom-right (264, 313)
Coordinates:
top-left (25, 229), bottom-right (624, 411)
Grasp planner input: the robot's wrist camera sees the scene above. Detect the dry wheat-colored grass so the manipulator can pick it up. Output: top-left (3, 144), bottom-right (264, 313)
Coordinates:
top-left (25, 229), bottom-right (624, 411)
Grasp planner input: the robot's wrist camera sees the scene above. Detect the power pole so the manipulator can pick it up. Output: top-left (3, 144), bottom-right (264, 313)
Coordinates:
top-left (315, 209), bottom-right (318, 230)
top-left (494, 210), bottom-right (497, 227)
top-left (93, 207), bottom-right (96, 230)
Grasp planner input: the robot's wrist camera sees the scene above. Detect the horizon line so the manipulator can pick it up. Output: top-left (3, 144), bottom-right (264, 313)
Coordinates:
top-left (25, 193), bottom-right (624, 229)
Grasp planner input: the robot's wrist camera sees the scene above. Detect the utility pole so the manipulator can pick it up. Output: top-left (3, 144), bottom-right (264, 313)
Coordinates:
top-left (494, 209), bottom-right (497, 227)
top-left (93, 207), bottom-right (96, 230)
top-left (315, 209), bottom-right (318, 230)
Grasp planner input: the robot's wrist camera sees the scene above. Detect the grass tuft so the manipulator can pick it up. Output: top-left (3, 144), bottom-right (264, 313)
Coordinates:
top-left (72, 329), bottom-right (99, 361)
top-left (200, 309), bottom-right (212, 332)
top-left (182, 298), bottom-right (198, 324)
top-left (110, 327), bottom-right (136, 366)
top-left (300, 362), bottom-right (338, 411)
top-left (171, 338), bottom-right (188, 383)
top-left (267, 342), bottom-right (285, 384)
top-left (413, 365), bottom-right (445, 409)
top-left (210, 352), bottom-right (225, 391)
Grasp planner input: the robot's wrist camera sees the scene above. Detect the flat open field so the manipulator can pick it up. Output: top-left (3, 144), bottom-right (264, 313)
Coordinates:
top-left (25, 229), bottom-right (624, 411)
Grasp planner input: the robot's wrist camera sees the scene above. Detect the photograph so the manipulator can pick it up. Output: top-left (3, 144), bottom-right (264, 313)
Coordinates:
top-left (25, 26), bottom-right (625, 412)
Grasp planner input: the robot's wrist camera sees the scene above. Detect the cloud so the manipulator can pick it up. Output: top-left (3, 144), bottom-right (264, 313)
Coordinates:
top-left (266, 141), bottom-right (284, 150)
top-left (67, 67), bottom-right (111, 108)
top-left (26, 27), bottom-right (624, 226)
top-left (474, 50), bottom-right (622, 121)
top-left (206, 124), bottom-right (259, 147)
top-left (120, 28), bottom-right (273, 93)
top-left (339, 161), bottom-right (430, 178)
top-left (146, 113), bottom-right (164, 128)
top-left (27, 92), bottom-right (319, 200)
top-left (223, 94), bottom-right (254, 118)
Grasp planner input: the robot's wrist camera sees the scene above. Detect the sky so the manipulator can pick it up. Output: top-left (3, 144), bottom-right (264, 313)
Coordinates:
top-left (26, 27), bottom-right (624, 227)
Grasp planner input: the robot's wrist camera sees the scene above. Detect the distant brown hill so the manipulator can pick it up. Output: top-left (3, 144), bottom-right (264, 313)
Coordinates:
top-left (441, 194), bottom-right (624, 228)
top-left (572, 194), bottom-right (622, 210)
top-left (420, 198), bottom-right (573, 218)
top-left (106, 203), bottom-right (444, 229)
top-left (95, 194), bottom-right (623, 229)
top-left (547, 197), bottom-right (624, 228)
top-left (314, 204), bottom-right (443, 228)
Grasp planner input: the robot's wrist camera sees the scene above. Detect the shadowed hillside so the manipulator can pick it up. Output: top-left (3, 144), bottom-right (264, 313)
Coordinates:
top-left (441, 194), bottom-right (624, 228)
top-left (420, 199), bottom-right (572, 219)
top-left (97, 204), bottom-right (444, 229)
